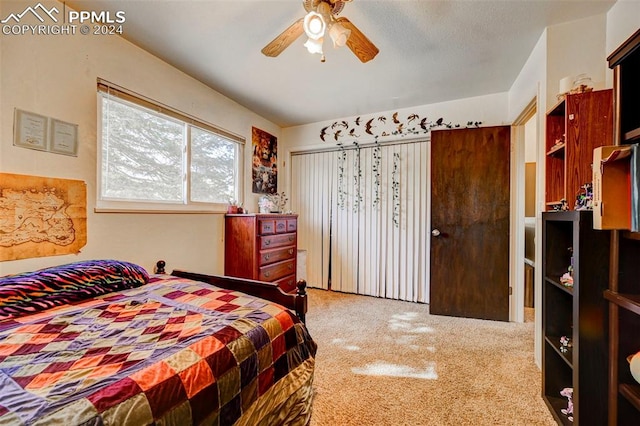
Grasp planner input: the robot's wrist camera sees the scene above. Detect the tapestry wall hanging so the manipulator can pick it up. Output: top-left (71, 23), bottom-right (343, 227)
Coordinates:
top-left (0, 173), bottom-right (87, 261)
top-left (251, 127), bottom-right (278, 194)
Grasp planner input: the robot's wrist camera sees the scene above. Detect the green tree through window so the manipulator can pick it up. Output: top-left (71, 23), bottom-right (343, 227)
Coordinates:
top-left (99, 92), bottom-right (241, 211)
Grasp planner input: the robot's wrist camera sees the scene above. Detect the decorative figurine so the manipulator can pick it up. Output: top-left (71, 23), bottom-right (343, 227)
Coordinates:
top-left (560, 247), bottom-right (574, 288)
top-left (560, 387), bottom-right (574, 422)
top-left (575, 183), bottom-right (593, 210)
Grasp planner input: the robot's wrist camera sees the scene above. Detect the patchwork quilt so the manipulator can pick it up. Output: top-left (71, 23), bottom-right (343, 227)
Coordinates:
top-left (0, 272), bottom-right (316, 425)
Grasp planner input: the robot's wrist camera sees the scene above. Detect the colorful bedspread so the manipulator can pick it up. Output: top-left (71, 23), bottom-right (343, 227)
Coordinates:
top-left (0, 274), bottom-right (316, 425)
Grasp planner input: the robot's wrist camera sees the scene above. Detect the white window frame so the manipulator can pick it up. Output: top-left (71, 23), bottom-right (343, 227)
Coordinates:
top-left (96, 80), bottom-right (244, 213)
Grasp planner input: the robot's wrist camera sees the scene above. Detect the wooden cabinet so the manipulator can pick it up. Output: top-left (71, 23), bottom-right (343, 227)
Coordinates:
top-left (224, 214), bottom-right (298, 293)
top-left (545, 89), bottom-right (613, 210)
top-left (542, 211), bottom-right (610, 425)
top-left (605, 28), bottom-right (640, 426)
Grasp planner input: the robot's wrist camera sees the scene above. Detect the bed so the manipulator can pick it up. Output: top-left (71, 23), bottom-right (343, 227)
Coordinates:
top-left (0, 259), bottom-right (317, 425)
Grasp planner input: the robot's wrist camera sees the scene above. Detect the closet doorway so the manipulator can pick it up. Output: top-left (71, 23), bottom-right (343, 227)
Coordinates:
top-left (290, 140), bottom-right (430, 303)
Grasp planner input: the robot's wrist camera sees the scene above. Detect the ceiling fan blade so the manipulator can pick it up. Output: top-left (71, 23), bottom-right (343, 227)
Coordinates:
top-left (261, 18), bottom-right (305, 57)
top-left (336, 17), bottom-right (379, 63)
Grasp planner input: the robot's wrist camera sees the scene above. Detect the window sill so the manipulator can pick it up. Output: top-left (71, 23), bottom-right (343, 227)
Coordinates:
top-left (94, 207), bottom-right (226, 214)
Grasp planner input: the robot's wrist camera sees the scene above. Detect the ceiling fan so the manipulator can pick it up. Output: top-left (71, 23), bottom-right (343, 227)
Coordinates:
top-left (261, 0), bottom-right (379, 63)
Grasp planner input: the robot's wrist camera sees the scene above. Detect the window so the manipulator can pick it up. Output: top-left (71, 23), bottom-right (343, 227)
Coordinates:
top-left (97, 80), bottom-right (244, 212)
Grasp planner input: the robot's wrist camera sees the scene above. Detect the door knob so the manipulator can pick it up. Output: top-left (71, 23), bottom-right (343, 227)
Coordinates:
top-left (432, 229), bottom-right (441, 237)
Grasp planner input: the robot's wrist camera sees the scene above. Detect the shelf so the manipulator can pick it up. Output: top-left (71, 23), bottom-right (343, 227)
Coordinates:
top-left (545, 336), bottom-right (574, 368)
top-left (543, 395), bottom-right (574, 426)
top-left (546, 142), bottom-right (566, 157)
top-left (624, 126), bottom-right (640, 142)
top-left (546, 276), bottom-right (574, 295)
top-left (604, 290), bottom-right (640, 315)
top-left (623, 231), bottom-right (640, 241)
top-left (547, 97), bottom-right (566, 116)
top-left (620, 383), bottom-right (640, 412)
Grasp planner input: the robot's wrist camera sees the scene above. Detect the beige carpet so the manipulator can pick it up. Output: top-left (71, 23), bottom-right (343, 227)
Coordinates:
top-left (304, 289), bottom-right (557, 426)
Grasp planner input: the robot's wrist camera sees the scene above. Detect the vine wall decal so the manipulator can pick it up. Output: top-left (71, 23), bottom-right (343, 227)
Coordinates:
top-left (392, 152), bottom-right (400, 227)
top-left (337, 148), bottom-right (347, 210)
top-left (353, 143), bottom-right (362, 213)
top-left (372, 141), bottom-right (381, 208)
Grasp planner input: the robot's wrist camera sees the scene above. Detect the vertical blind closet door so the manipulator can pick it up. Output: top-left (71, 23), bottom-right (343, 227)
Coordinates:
top-left (290, 151), bottom-right (332, 290)
top-left (291, 140), bottom-right (430, 303)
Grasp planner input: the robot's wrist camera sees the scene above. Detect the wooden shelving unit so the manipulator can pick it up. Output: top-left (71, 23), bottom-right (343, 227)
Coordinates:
top-left (542, 211), bottom-right (610, 425)
top-left (605, 27), bottom-right (640, 426)
top-left (544, 90), bottom-right (613, 210)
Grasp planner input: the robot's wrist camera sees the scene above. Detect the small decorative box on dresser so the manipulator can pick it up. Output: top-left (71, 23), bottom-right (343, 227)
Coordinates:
top-left (224, 214), bottom-right (298, 293)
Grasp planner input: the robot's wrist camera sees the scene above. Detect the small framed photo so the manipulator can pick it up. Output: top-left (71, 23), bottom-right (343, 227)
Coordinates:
top-left (49, 118), bottom-right (79, 156)
top-left (14, 109), bottom-right (48, 151)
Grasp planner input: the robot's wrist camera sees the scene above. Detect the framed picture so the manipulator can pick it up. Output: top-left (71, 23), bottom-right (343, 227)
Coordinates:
top-left (252, 127), bottom-right (277, 194)
top-left (14, 109), bottom-right (48, 151)
top-left (49, 118), bottom-right (79, 156)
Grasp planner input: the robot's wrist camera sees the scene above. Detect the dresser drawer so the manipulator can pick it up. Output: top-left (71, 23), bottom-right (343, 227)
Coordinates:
top-left (259, 246), bottom-right (295, 266)
top-left (259, 219), bottom-right (276, 235)
top-left (275, 275), bottom-right (297, 293)
top-left (260, 233), bottom-right (296, 250)
top-left (287, 219), bottom-right (297, 232)
top-left (259, 259), bottom-right (295, 282)
top-left (275, 219), bottom-right (287, 234)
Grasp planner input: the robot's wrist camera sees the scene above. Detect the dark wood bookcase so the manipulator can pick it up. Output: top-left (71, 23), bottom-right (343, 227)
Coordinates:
top-left (605, 28), bottom-right (640, 426)
top-left (542, 211), bottom-right (610, 425)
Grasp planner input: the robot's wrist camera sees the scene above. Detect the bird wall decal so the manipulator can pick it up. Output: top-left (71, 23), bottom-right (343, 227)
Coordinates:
top-left (365, 118), bottom-right (375, 135)
top-left (320, 126), bottom-right (329, 141)
top-left (317, 112), bottom-right (482, 142)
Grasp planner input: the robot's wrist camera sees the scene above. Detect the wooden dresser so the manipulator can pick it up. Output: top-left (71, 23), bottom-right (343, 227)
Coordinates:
top-left (224, 214), bottom-right (298, 293)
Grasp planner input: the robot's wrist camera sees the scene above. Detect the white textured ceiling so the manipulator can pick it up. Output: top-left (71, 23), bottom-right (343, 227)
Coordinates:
top-left (66, 0), bottom-right (616, 127)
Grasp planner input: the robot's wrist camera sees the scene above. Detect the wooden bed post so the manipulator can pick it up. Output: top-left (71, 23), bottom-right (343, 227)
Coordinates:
top-left (295, 280), bottom-right (308, 323)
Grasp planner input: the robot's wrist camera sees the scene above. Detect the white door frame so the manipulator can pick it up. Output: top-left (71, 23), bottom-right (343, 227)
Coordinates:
top-left (510, 97), bottom-right (538, 323)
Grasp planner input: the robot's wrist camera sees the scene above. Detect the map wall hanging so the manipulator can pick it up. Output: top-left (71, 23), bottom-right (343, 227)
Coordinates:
top-left (0, 173), bottom-right (87, 261)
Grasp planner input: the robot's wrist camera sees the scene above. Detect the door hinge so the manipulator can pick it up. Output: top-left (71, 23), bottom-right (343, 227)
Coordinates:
top-left (509, 286), bottom-right (513, 295)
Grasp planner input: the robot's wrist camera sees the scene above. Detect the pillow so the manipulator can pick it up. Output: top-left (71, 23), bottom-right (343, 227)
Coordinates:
top-left (0, 259), bottom-right (149, 319)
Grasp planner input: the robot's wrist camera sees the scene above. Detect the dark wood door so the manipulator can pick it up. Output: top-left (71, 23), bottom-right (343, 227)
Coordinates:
top-left (430, 126), bottom-right (510, 321)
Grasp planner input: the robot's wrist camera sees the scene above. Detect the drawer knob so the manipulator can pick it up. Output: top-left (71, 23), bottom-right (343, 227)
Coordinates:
top-left (288, 236), bottom-right (294, 241)
top-left (288, 264), bottom-right (293, 270)
top-left (288, 249), bottom-right (293, 255)
top-left (265, 239), bottom-right (271, 246)
top-left (264, 254), bottom-right (271, 260)
top-left (264, 271), bottom-right (270, 277)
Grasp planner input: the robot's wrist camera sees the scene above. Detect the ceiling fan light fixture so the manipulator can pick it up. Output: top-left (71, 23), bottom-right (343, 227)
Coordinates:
top-left (329, 21), bottom-right (351, 48)
top-left (303, 11), bottom-right (326, 40)
top-left (304, 37), bottom-right (324, 54)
